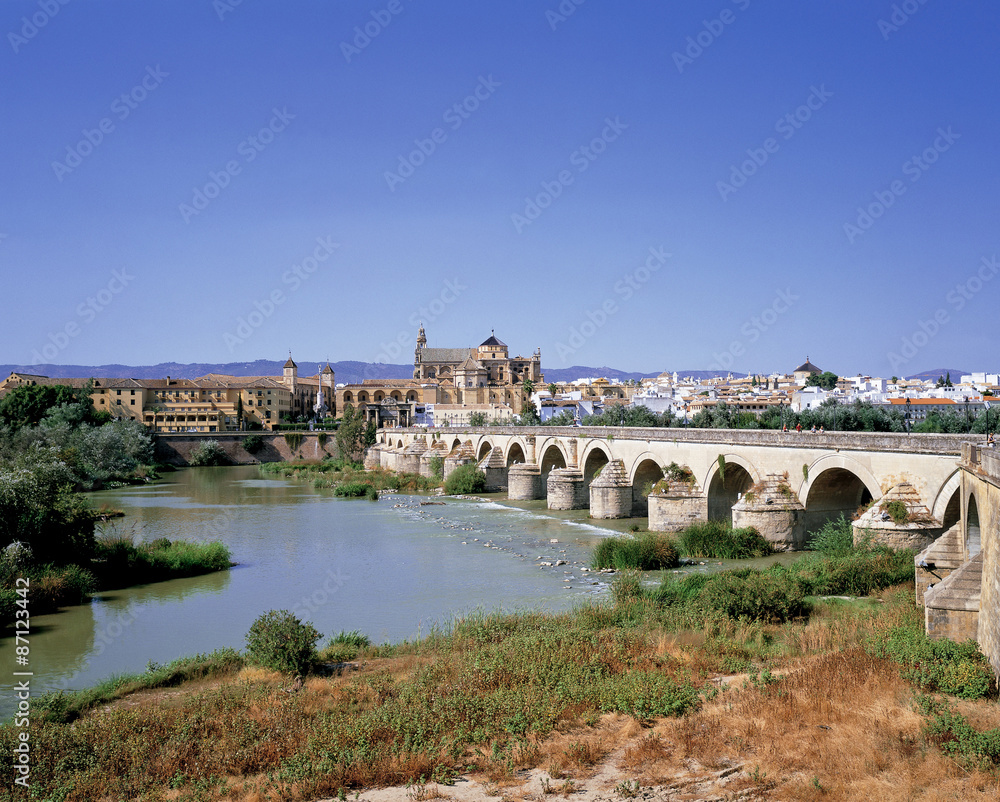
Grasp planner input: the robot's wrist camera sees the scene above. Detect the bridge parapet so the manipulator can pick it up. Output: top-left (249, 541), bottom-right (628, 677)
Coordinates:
top-left (393, 426), bottom-right (968, 455)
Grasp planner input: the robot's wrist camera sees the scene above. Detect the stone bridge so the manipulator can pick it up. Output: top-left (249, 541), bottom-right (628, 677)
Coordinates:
top-left (371, 427), bottom-right (969, 549)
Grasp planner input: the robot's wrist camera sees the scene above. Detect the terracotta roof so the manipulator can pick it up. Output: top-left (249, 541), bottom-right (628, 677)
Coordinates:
top-left (888, 397), bottom-right (956, 405)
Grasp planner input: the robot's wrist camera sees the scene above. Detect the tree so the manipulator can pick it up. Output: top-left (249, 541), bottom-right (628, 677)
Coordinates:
top-left (468, 411), bottom-right (487, 427)
top-left (805, 371), bottom-right (839, 391)
top-left (0, 384), bottom-right (80, 429)
top-left (336, 405), bottom-right (367, 463)
top-left (518, 401), bottom-right (540, 426)
top-left (547, 383), bottom-right (558, 396)
top-left (522, 379), bottom-right (534, 398)
top-left (236, 395), bottom-right (244, 430)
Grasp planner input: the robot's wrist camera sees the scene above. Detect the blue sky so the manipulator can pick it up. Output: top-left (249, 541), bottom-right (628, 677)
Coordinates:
top-left (2, 0), bottom-right (997, 376)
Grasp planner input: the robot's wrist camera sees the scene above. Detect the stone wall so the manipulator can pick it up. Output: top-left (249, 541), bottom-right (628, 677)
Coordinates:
top-left (154, 432), bottom-right (339, 466)
top-left (966, 447), bottom-right (1000, 680)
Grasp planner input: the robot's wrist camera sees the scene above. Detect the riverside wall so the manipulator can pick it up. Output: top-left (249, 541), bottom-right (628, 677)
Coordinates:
top-left (153, 432), bottom-right (340, 466)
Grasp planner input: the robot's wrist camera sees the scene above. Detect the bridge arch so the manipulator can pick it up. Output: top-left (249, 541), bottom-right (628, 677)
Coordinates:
top-left (538, 439), bottom-right (568, 483)
top-left (477, 440), bottom-right (494, 461)
top-left (965, 490), bottom-right (981, 558)
top-left (505, 438), bottom-right (527, 466)
top-left (581, 443), bottom-right (613, 483)
top-left (396, 439), bottom-right (404, 450)
top-left (931, 469), bottom-right (962, 530)
top-left (450, 437), bottom-right (462, 451)
top-left (629, 453), bottom-right (664, 516)
top-left (704, 453), bottom-right (759, 522)
top-left (800, 455), bottom-right (880, 533)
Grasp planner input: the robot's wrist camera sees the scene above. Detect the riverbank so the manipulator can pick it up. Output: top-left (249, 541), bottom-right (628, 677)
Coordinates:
top-left (10, 578), bottom-right (998, 801)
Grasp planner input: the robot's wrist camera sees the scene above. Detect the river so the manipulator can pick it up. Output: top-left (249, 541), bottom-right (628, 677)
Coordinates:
top-left (2, 466), bottom-right (626, 719)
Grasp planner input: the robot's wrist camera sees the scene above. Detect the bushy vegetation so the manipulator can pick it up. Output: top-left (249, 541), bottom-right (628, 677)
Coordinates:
top-left (676, 520), bottom-right (774, 559)
top-left (35, 648), bottom-right (244, 724)
top-left (444, 463), bottom-right (487, 494)
top-left (189, 439), bottom-right (228, 466)
top-left (241, 433), bottom-right (264, 454)
top-left (245, 609), bottom-right (322, 675)
top-left (592, 532), bottom-right (679, 570)
top-left (867, 625), bottom-right (995, 699)
top-left (88, 525), bottom-right (232, 588)
top-left (917, 695), bottom-right (1000, 771)
top-left (322, 629), bottom-right (372, 663)
top-left (262, 459), bottom-right (438, 497)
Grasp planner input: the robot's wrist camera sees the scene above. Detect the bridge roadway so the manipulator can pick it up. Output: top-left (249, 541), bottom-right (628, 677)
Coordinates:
top-left (376, 427), bottom-right (970, 532)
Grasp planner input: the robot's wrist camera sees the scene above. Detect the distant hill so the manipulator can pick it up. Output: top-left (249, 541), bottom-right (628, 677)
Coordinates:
top-left (542, 366), bottom-right (746, 383)
top-left (906, 368), bottom-right (968, 382)
top-left (0, 360), bottom-right (413, 386)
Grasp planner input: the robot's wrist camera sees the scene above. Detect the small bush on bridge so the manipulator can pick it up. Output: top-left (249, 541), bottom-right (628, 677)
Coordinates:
top-left (677, 521), bottom-right (774, 559)
top-left (592, 532), bottom-right (680, 571)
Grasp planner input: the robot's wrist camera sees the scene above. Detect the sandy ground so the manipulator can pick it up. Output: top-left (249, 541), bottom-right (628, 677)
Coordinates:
top-left (317, 750), bottom-right (763, 802)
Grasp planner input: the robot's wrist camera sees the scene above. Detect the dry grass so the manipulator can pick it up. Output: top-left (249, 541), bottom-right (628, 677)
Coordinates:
top-left (650, 647), bottom-right (1000, 800)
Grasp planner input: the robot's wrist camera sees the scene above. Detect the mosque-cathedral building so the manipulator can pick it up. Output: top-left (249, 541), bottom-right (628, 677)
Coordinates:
top-left (336, 327), bottom-right (543, 427)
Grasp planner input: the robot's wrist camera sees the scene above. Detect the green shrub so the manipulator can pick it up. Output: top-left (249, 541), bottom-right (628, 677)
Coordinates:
top-left (241, 434), bottom-right (264, 454)
top-left (283, 432), bottom-right (304, 452)
top-left (806, 514), bottom-right (856, 556)
top-left (323, 630), bottom-right (372, 662)
top-left (867, 625), bottom-right (995, 699)
top-left (793, 548), bottom-right (914, 596)
top-left (917, 696), bottom-right (1000, 770)
top-left (245, 610), bottom-right (322, 675)
top-left (592, 532), bottom-right (679, 570)
top-left (444, 463), bottom-right (487, 494)
top-left (429, 455), bottom-right (444, 480)
top-left (189, 440), bottom-right (228, 466)
top-left (676, 521), bottom-right (773, 559)
top-left (881, 499), bottom-right (910, 525)
top-left (696, 567), bottom-right (806, 623)
top-left (334, 481), bottom-right (374, 498)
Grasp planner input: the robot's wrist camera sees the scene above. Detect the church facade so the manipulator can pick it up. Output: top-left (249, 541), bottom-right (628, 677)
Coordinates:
top-left (337, 328), bottom-right (543, 426)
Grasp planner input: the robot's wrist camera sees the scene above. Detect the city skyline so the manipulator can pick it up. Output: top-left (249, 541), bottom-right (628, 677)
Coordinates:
top-left (3, 1), bottom-right (998, 375)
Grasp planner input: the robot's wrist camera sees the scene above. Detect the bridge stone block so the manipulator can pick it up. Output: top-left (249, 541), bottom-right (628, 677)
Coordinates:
top-left (478, 447), bottom-right (508, 492)
top-left (443, 440), bottom-right (476, 480)
top-left (648, 473), bottom-right (706, 532)
top-left (732, 473), bottom-right (806, 551)
top-left (508, 464), bottom-right (542, 500)
top-left (398, 438), bottom-right (428, 474)
top-left (853, 482), bottom-right (941, 552)
top-left (589, 459), bottom-right (632, 519)
top-left (547, 468), bottom-right (587, 510)
top-left (363, 445), bottom-right (381, 471)
top-left (419, 441), bottom-right (448, 479)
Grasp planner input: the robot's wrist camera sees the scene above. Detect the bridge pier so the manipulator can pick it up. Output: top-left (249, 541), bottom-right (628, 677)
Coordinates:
top-left (398, 438), bottom-right (427, 474)
top-left (547, 468), bottom-right (587, 510)
top-left (648, 475), bottom-right (707, 532)
top-left (508, 464), bottom-right (542, 500)
top-left (853, 482), bottom-right (942, 552)
top-left (419, 441), bottom-right (448, 478)
top-left (589, 459), bottom-right (632, 518)
top-left (443, 440), bottom-right (475, 480)
top-left (478, 447), bottom-right (508, 491)
top-left (363, 445), bottom-right (381, 471)
top-left (731, 473), bottom-right (806, 551)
